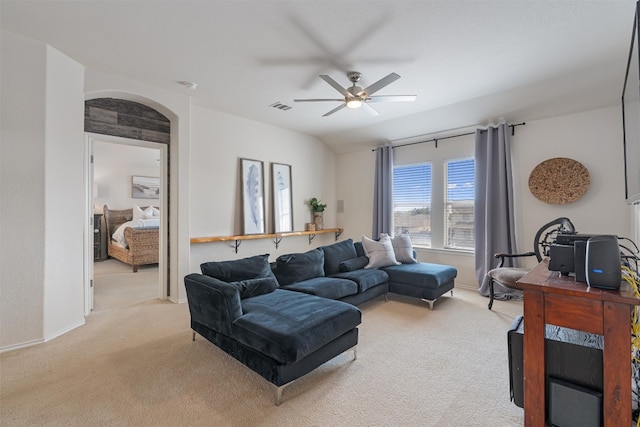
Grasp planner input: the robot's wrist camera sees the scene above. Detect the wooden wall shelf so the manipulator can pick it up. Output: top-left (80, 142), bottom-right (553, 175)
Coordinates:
top-left (190, 228), bottom-right (343, 253)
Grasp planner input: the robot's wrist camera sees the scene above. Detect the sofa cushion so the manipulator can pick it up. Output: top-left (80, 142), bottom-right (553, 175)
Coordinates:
top-left (389, 231), bottom-right (418, 264)
top-left (382, 263), bottom-right (458, 289)
top-left (201, 254), bottom-right (277, 283)
top-left (282, 276), bottom-right (358, 300)
top-left (234, 289), bottom-right (361, 364)
top-left (361, 234), bottom-right (400, 269)
top-left (321, 239), bottom-right (358, 276)
top-left (339, 256), bottom-right (369, 272)
top-left (275, 248), bottom-right (324, 286)
top-left (229, 276), bottom-right (278, 299)
top-left (330, 269), bottom-right (389, 293)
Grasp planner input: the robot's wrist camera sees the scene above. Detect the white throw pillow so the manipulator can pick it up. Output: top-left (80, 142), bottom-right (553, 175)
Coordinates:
top-left (390, 230), bottom-right (417, 264)
top-left (361, 234), bottom-right (400, 269)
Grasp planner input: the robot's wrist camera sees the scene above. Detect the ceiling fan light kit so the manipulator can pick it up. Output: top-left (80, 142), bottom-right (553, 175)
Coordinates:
top-left (294, 71), bottom-right (416, 117)
top-left (346, 99), bottom-right (362, 109)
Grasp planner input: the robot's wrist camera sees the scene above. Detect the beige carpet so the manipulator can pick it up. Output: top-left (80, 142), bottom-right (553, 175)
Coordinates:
top-left (1, 283), bottom-right (525, 426)
top-left (93, 259), bottom-right (159, 312)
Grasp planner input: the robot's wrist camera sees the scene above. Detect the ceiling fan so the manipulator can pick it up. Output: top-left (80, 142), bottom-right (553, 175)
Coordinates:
top-left (294, 71), bottom-right (417, 117)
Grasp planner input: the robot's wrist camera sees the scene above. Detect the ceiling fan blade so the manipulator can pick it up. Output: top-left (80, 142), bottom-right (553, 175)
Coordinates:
top-left (319, 75), bottom-right (349, 96)
top-left (359, 72), bottom-right (401, 96)
top-left (294, 98), bottom-right (345, 102)
top-left (322, 104), bottom-right (347, 117)
top-left (367, 95), bottom-right (417, 102)
top-left (362, 102), bottom-right (380, 117)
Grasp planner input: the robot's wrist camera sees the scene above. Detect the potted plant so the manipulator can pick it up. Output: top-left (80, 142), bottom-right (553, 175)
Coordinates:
top-left (308, 197), bottom-right (327, 230)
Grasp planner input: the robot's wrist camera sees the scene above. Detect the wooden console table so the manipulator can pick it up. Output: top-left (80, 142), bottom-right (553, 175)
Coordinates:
top-left (516, 259), bottom-right (639, 427)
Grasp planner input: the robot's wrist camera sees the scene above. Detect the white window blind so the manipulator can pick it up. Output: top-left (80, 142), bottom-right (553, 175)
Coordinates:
top-left (393, 163), bottom-right (432, 246)
top-left (445, 158), bottom-right (475, 250)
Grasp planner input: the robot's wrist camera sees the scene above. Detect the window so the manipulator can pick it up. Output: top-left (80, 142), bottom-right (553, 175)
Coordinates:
top-left (393, 163), bottom-right (432, 246)
top-left (445, 158), bottom-right (475, 250)
top-left (393, 158), bottom-right (475, 251)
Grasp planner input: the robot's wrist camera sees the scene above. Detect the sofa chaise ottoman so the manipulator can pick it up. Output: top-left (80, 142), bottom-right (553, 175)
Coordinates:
top-left (184, 254), bottom-right (361, 405)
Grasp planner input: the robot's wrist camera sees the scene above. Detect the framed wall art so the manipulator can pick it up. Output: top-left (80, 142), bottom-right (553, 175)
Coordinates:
top-left (271, 163), bottom-right (293, 233)
top-left (241, 158), bottom-right (266, 234)
top-left (132, 176), bottom-right (160, 199)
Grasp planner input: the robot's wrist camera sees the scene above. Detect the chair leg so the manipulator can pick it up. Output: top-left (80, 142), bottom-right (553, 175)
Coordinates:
top-left (488, 279), bottom-right (495, 310)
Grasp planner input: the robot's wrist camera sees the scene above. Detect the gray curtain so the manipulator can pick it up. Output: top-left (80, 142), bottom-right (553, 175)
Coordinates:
top-left (475, 123), bottom-right (518, 296)
top-left (372, 144), bottom-right (394, 237)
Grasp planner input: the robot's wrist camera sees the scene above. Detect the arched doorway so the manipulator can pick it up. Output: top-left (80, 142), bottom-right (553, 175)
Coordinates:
top-left (84, 98), bottom-right (170, 313)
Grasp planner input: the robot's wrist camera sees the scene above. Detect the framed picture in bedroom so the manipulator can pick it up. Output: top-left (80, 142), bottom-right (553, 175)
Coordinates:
top-left (271, 163), bottom-right (293, 233)
top-left (132, 176), bottom-right (160, 199)
top-left (240, 158), bottom-right (266, 234)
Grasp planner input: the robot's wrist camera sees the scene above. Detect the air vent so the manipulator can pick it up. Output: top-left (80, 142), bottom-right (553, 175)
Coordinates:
top-left (269, 102), bottom-right (292, 111)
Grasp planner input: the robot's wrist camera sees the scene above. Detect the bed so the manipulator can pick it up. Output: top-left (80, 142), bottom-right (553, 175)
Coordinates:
top-left (103, 205), bottom-right (159, 272)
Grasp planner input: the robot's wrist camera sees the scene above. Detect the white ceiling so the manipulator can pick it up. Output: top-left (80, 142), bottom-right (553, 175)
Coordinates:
top-left (1, 0), bottom-right (637, 153)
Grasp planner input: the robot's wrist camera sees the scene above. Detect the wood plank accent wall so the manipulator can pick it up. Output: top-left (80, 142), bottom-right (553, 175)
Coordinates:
top-left (85, 98), bottom-right (170, 144)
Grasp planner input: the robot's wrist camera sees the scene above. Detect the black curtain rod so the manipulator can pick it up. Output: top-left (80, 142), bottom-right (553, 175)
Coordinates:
top-left (373, 122), bottom-right (526, 151)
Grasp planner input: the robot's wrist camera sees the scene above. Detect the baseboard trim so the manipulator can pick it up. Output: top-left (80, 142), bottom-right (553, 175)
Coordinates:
top-left (45, 319), bottom-right (85, 343)
top-left (0, 338), bottom-right (44, 354)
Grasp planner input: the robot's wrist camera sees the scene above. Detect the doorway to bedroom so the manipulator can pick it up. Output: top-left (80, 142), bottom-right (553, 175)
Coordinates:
top-left (89, 137), bottom-right (166, 313)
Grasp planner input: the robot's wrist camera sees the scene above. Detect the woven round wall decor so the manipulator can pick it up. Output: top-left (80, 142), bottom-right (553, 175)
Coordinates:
top-left (528, 157), bottom-right (590, 205)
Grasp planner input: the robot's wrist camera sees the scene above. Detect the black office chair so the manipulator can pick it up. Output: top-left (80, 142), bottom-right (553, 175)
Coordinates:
top-left (487, 217), bottom-right (576, 310)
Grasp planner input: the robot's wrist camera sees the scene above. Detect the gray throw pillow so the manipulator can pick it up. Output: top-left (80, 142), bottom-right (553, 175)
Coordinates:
top-left (200, 254), bottom-right (277, 283)
top-left (361, 234), bottom-right (400, 269)
top-left (275, 248), bottom-right (324, 286)
top-left (390, 231), bottom-right (418, 264)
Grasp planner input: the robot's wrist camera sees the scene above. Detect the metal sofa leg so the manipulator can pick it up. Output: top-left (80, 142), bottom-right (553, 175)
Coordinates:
top-left (273, 346), bottom-right (358, 406)
top-left (275, 385), bottom-right (284, 406)
top-left (192, 331), bottom-right (196, 342)
top-left (421, 298), bottom-right (435, 310)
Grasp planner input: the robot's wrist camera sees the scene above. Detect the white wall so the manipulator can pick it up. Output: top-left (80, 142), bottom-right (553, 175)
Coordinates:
top-left (93, 141), bottom-right (161, 212)
top-left (1, 31), bottom-right (47, 348)
top-left (188, 106), bottom-right (337, 271)
top-left (43, 46), bottom-right (86, 340)
top-left (1, 31), bottom-right (86, 350)
top-left (336, 105), bottom-right (633, 288)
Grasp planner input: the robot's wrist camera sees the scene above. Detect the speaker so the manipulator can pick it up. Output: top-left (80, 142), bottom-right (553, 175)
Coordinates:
top-left (585, 235), bottom-right (621, 290)
top-left (574, 240), bottom-right (587, 283)
top-left (548, 377), bottom-right (602, 427)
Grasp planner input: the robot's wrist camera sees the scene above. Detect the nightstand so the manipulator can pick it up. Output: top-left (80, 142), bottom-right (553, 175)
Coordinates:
top-left (94, 213), bottom-right (103, 261)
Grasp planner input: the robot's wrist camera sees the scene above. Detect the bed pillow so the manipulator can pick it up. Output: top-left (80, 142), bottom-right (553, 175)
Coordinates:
top-left (200, 254), bottom-right (277, 283)
top-left (275, 248), bottom-right (324, 286)
top-left (133, 205), bottom-right (156, 220)
top-left (228, 277), bottom-right (278, 299)
top-left (390, 230), bottom-right (418, 264)
top-left (133, 205), bottom-right (146, 221)
top-left (361, 234), bottom-right (400, 269)
top-left (339, 256), bottom-right (370, 272)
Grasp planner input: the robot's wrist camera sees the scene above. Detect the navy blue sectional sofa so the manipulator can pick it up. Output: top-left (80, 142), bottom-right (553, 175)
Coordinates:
top-left (184, 238), bottom-right (457, 405)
